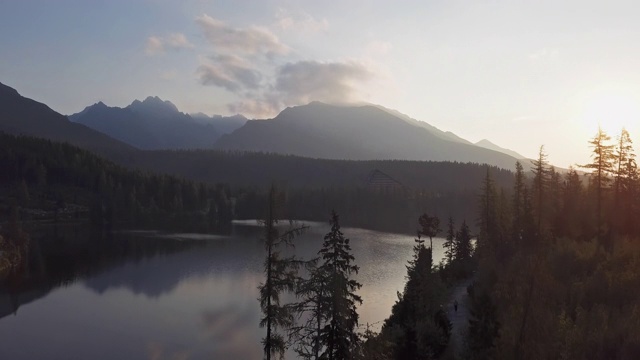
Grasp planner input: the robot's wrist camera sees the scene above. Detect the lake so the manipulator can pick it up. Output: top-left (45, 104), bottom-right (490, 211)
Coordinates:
top-left (0, 221), bottom-right (446, 359)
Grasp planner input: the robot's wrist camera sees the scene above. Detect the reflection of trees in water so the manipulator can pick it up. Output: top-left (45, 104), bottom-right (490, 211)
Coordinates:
top-left (0, 225), bottom-right (200, 318)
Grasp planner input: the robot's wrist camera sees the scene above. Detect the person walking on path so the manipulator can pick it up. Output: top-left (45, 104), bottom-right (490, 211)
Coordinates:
top-left (454, 299), bottom-right (458, 312)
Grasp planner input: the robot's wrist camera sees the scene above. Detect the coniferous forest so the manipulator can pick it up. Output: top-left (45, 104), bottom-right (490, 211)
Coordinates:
top-left (4, 123), bottom-right (640, 359)
top-left (241, 127), bottom-right (640, 360)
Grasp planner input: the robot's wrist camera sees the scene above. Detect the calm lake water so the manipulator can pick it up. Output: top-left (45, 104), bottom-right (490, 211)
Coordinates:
top-left (0, 221), bottom-right (446, 360)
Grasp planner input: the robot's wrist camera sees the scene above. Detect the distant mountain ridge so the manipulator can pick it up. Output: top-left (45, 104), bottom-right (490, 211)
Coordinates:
top-left (214, 102), bottom-right (524, 170)
top-left (69, 97), bottom-right (246, 150)
top-left (0, 81), bottom-right (135, 161)
top-left (475, 139), bottom-right (527, 160)
top-left (368, 104), bottom-right (473, 145)
top-left (0, 81), bottom-right (527, 172)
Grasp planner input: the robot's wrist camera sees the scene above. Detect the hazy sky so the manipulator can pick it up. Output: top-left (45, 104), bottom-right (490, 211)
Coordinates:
top-left (1, 0), bottom-right (640, 167)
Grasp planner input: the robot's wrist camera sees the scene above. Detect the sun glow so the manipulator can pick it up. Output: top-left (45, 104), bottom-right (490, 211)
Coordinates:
top-left (580, 92), bottom-right (640, 137)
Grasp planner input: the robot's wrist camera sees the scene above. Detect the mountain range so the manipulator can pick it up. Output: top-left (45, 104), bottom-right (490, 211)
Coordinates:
top-left (214, 101), bottom-right (524, 169)
top-left (69, 97), bottom-right (246, 150)
top-left (0, 82), bottom-right (134, 161)
top-left (0, 81), bottom-right (527, 171)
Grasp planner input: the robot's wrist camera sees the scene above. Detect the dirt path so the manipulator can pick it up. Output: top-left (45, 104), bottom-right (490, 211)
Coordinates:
top-left (445, 277), bottom-right (474, 359)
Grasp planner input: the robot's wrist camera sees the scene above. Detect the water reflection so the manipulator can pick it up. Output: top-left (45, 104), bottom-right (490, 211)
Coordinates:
top-left (0, 221), bottom-right (446, 359)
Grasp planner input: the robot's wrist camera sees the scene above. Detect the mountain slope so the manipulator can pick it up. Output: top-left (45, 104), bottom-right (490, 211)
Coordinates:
top-left (475, 139), bottom-right (526, 160)
top-left (214, 102), bottom-right (522, 170)
top-left (69, 98), bottom-right (246, 150)
top-left (0, 82), bottom-right (135, 160)
top-left (190, 113), bottom-right (247, 135)
top-left (370, 104), bottom-right (472, 145)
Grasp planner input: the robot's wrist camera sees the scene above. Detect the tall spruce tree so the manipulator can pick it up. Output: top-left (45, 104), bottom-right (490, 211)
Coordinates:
top-left (444, 216), bottom-right (456, 266)
top-left (291, 259), bottom-right (326, 360)
top-left (581, 127), bottom-right (616, 247)
top-left (613, 128), bottom-right (636, 233)
top-left (259, 186), bottom-right (307, 360)
top-left (455, 221), bottom-right (473, 262)
top-left (512, 161), bottom-right (525, 244)
top-left (531, 145), bottom-right (550, 237)
top-left (478, 168), bottom-right (499, 257)
top-left (318, 211), bottom-right (362, 360)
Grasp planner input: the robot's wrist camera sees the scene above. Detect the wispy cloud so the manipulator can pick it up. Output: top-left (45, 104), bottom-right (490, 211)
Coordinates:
top-left (275, 60), bottom-right (373, 105)
top-left (227, 60), bottom-right (375, 117)
top-left (192, 14), bottom-right (375, 117)
top-left (165, 33), bottom-right (194, 49)
top-left (145, 33), bottom-right (194, 56)
top-left (274, 8), bottom-right (329, 33)
top-left (197, 55), bottom-right (263, 92)
top-left (196, 14), bottom-right (288, 57)
top-left (145, 36), bottom-right (164, 55)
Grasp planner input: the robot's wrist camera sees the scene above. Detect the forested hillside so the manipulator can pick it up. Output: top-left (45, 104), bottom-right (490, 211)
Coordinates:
top-left (466, 128), bottom-right (640, 359)
top-left (0, 133), bottom-right (233, 233)
top-left (136, 150), bottom-right (515, 191)
top-left (0, 82), bottom-right (136, 162)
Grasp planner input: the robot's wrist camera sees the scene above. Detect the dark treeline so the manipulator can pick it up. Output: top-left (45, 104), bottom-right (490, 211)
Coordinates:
top-left (1, 133), bottom-right (517, 235)
top-left (0, 133), bottom-right (233, 233)
top-left (139, 149), bottom-right (515, 233)
top-left (0, 131), bottom-right (517, 240)
top-left (467, 127), bottom-right (640, 359)
top-left (137, 149), bottom-right (516, 191)
top-left (237, 186), bottom-right (480, 235)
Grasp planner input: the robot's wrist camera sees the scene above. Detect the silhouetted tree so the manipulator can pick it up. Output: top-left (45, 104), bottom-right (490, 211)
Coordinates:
top-left (444, 216), bottom-right (456, 266)
top-left (455, 221), bottom-right (473, 262)
top-left (478, 168), bottom-right (499, 258)
top-left (318, 211), bottom-right (362, 360)
top-left (531, 145), bottom-right (550, 237)
top-left (512, 161), bottom-right (525, 244)
top-left (613, 128), bottom-right (636, 234)
top-left (259, 186), bottom-right (307, 360)
top-left (581, 127), bottom-right (615, 247)
top-left (418, 213), bottom-right (441, 249)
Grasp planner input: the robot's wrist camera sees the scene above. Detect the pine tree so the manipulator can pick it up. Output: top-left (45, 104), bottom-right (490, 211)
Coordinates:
top-left (580, 127), bottom-right (616, 247)
top-left (531, 145), bottom-right (549, 236)
top-left (259, 186), bottom-right (307, 360)
top-left (418, 213), bottom-right (441, 249)
top-left (512, 161), bottom-right (525, 244)
top-left (613, 128), bottom-right (636, 234)
top-left (455, 221), bottom-right (473, 262)
top-left (318, 211), bottom-right (362, 360)
top-left (291, 260), bottom-right (326, 360)
top-left (444, 216), bottom-right (456, 266)
top-left (478, 168), bottom-right (499, 257)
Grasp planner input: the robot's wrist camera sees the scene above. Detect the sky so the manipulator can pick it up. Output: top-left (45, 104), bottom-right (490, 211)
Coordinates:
top-left (1, 0), bottom-right (640, 168)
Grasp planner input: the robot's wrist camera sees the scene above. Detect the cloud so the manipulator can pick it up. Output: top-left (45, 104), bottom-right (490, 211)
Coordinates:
top-left (145, 36), bottom-right (164, 55)
top-left (145, 33), bottom-right (194, 56)
top-left (227, 98), bottom-right (280, 117)
top-left (275, 60), bottom-right (374, 105)
top-left (223, 60), bottom-right (375, 118)
top-left (274, 8), bottom-right (329, 33)
top-left (197, 54), bottom-right (263, 92)
top-left (196, 14), bottom-right (288, 57)
top-left (190, 15), bottom-right (374, 118)
top-left (166, 33), bottom-right (194, 49)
